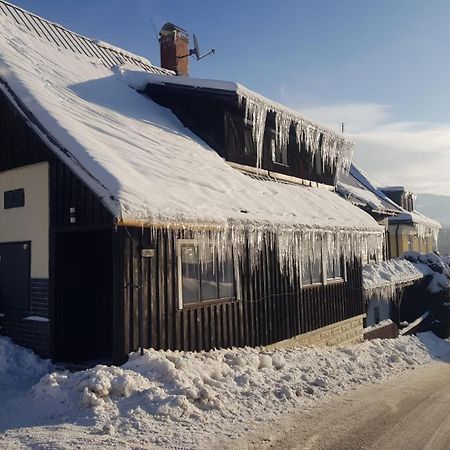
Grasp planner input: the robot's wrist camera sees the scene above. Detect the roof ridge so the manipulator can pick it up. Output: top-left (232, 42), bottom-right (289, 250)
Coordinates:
top-left (0, 0), bottom-right (173, 75)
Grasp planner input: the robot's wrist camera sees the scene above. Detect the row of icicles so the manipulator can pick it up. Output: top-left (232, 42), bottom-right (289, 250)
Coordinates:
top-left (238, 92), bottom-right (354, 173)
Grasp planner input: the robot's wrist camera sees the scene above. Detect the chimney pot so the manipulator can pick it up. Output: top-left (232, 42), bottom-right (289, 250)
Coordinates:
top-left (159, 22), bottom-right (189, 76)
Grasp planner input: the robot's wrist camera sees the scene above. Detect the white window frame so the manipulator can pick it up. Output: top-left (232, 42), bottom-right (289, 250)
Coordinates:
top-left (324, 248), bottom-right (347, 285)
top-left (300, 252), bottom-right (324, 288)
top-left (176, 239), bottom-right (238, 310)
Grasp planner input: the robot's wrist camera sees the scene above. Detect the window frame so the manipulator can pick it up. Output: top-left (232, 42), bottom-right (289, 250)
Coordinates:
top-left (243, 125), bottom-right (257, 156)
top-left (4, 188), bottom-right (25, 210)
top-left (301, 247), bottom-right (347, 288)
top-left (269, 131), bottom-right (288, 167)
top-left (300, 252), bottom-right (324, 288)
top-left (177, 239), bottom-right (237, 309)
top-left (325, 253), bottom-right (346, 285)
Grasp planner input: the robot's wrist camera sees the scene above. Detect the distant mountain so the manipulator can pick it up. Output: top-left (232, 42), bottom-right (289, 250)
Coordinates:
top-left (415, 193), bottom-right (450, 226)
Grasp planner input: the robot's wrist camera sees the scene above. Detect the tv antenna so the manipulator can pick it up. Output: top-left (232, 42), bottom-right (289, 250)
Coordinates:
top-left (183, 33), bottom-right (215, 61)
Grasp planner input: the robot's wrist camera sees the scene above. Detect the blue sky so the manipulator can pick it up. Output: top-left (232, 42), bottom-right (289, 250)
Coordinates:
top-left (10, 0), bottom-right (450, 194)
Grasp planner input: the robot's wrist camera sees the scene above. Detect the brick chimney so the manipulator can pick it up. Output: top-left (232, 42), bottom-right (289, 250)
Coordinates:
top-left (159, 22), bottom-right (189, 76)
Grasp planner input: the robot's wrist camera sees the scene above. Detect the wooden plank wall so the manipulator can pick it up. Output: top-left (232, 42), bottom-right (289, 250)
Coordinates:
top-left (0, 86), bottom-right (51, 171)
top-left (113, 226), bottom-right (364, 360)
top-left (50, 161), bottom-right (113, 229)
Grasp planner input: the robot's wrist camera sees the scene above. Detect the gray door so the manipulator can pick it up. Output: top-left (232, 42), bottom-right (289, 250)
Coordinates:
top-left (0, 242), bottom-right (31, 310)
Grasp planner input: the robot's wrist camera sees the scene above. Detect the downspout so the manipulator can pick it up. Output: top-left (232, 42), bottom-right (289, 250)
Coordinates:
top-left (396, 224), bottom-right (401, 257)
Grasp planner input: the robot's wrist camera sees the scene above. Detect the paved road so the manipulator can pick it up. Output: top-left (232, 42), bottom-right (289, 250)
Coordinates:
top-left (238, 361), bottom-right (450, 450)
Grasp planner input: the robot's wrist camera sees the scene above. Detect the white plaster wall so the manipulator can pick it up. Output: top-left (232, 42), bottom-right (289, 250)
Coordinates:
top-left (0, 163), bottom-right (49, 278)
top-left (366, 298), bottom-right (391, 327)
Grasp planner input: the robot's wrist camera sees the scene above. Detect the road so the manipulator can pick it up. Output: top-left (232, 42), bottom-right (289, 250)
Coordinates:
top-left (236, 360), bottom-right (450, 450)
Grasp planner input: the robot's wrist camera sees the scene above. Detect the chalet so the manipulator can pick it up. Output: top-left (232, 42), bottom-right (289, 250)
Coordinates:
top-left (337, 164), bottom-right (440, 260)
top-left (0, 3), bottom-right (384, 363)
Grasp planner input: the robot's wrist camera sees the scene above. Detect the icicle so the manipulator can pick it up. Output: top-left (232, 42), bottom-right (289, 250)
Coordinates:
top-left (146, 217), bottom-right (384, 292)
top-left (237, 89), bottom-right (353, 175)
top-left (238, 95), bottom-right (267, 169)
top-left (362, 259), bottom-right (423, 304)
top-left (274, 110), bottom-right (292, 157)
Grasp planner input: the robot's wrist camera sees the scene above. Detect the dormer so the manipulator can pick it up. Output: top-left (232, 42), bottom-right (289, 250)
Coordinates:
top-left (380, 186), bottom-right (416, 212)
top-left (143, 76), bottom-right (352, 187)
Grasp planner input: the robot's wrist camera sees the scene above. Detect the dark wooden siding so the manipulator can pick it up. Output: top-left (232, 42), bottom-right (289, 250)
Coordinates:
top-left (0, 85), bottom-right (52, 172)
top-left (0, 84), bottom-right (114, 359)
top-left (50, 161), bottom-right (113, 229)
top-left (145, 86), bottom-right (227, 157)
top-left (113, 226), bottom-right (364, 362)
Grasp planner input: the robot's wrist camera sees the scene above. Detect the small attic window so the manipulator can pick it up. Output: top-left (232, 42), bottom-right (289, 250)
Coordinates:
top-left (271, 134), bottom-right (288, 166)
top-left (244, 128), bottom-right (256, 155)
top-left (4, 188), bottom-right (25, 209)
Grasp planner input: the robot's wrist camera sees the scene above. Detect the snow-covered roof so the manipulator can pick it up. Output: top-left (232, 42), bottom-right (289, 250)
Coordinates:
top-left (0, 14), bottom-right (382, 238)
top-left (337, 164), bottom-right (402, 216)
top-left (380, 186), bottom-right (411, 193)
top-left (363, 259), bottom-right (424, 291)
top-left (338, 164), bottom-right (440, 236)
top-left (0, 0), bottom-right (171, 75)
top-left (389, 210), bottom-right (441, 231)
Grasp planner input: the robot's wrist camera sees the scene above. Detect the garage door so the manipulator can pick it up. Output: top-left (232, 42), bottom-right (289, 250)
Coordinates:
top-left (0, 242), bottom-right (31, 310)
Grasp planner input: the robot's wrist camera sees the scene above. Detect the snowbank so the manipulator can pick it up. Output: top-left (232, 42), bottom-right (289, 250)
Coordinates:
top-left (0, 336), bottom-right (51, 379)
top-left (2, 333), bottom-right (450, 448)
top-left (26, 334), bottom-right (448, 444)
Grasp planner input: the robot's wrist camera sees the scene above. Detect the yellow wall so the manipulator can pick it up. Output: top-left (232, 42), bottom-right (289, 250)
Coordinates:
top-left (388, 224), bottom-right (437, 258)
top-left (0, 163), bottom-right (49, 278)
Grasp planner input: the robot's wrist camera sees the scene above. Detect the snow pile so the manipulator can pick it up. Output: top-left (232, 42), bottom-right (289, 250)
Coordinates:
top-left (363, 259), bottom-right (424, 301)
top-left (403, 252), bottom-right (450, 294)
top-left (28, 334), bottom-right (448, 442)
top-left (363, 319), bottom-right (394, 333)
top-left (0, 15), bottom-right (384, 276)
top-left (0, 336), bottom-right (52, 381)
top-left (2, 334), bottom-right (450, 448)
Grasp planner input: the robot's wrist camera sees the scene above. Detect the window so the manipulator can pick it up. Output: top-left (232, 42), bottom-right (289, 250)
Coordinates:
top-left (326, 255), bottom-right (344, 281)
top-left (271, 135), bottom-right (288, 165)
top-left (301, 254), bottom-right (323, 286)
top-left (177, 240), bottom-right (235, 307)
top-left (244, 127), bottom-right (256, 155)
top-left (4, 188), bottom-right (25, 209)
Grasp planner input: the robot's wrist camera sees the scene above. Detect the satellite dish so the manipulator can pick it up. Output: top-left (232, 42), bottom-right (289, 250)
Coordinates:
top-left (193, 33), bottom-right (201, 60)
top-left (190, 33), bottom-right (215, 61)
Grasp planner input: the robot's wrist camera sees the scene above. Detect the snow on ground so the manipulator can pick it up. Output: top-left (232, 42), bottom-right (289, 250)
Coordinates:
top-left (1, 333), bottom-right (450, 449)
top-left (0, 337), bottom-right (52, 403)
